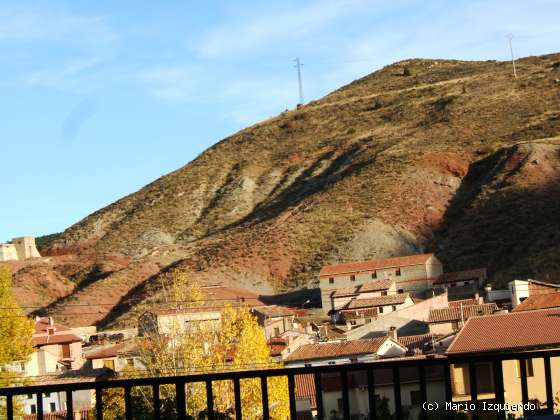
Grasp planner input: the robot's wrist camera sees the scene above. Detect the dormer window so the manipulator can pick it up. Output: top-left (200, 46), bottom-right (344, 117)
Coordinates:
top-left (350, 275), bottom-right (356, 282)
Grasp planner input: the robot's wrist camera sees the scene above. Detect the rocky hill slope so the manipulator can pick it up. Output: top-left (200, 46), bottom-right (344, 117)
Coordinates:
top-left (18, 53), bottom-right (560, 327)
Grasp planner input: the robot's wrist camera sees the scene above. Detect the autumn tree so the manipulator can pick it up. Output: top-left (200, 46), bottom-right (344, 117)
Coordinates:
top-left (0, 266), bottom-right (35, 418)
top-left (132, 269), bottom-right (289, 419)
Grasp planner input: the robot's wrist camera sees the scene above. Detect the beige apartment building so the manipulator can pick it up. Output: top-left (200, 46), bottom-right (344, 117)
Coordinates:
top-left (319, 254), bottom-right (443, 313)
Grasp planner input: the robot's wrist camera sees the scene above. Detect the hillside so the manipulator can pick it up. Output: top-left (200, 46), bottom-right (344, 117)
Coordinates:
top-left (15, 53), bottom-right (560, 328)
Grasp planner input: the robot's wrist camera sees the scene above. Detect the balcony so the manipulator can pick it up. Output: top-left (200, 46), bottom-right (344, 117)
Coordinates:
top-left (2, 348), bottom-right (560, 420)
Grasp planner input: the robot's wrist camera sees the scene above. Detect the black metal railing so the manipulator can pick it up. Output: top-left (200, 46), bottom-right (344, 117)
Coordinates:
top-left (2, 348), bottom-right (560, 420)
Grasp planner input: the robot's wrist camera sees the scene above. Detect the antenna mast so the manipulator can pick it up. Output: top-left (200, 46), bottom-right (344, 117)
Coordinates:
top-left (294, 58), bottom-right (304, 105)
top-left (506, 34), bottom-right (517, 78)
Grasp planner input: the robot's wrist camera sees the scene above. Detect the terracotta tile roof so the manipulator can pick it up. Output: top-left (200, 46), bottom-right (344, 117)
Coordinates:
top-left (331, 279), bottom-right (395, 297)
top-left (428, 303), bottom-right (498, 323)
top-left (434, 268), bottom-right (487, 284)
top-left (343, 294), bottom-right (410, 310)
top-left (340, 308), bottom-right (378, 320)
top-left (267, 338), bottom-right (288, 357)
top-left (320, 254), bottom-right (435, 277)
top-left (512, 293), bottom-right (560, 312)
top-left (398, 333), bottom-right (437, 351)
top-left (32, 333), bottom-right (82, 347)
top-left (447, 308), bottom-right (560, 354)
top-left (85, 341), bottom-right (138, 360)
top-left (34, 317), bottom-right (71, 333)
top-left (448, 298), bottom-right (479, 308)
top-left (251, 305), bottom-right (295, 318)
top-left (286, 338), bottom-right (387, 362)
top-left (295, 374), bottom-right (317, 408)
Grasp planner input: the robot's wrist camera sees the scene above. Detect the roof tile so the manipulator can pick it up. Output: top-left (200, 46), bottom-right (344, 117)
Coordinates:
top-left (320, 254), bottom-right (435, 277)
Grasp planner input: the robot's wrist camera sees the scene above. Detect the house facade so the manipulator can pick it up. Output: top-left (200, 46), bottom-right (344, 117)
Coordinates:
top-left (335, 293), bottom-right (415, 327)
top-left (251, 305), bottom-right (296, 339)
top-left (428, 303), bottom-right (499, 335)
top-left (319, 254), bottom-right (443, 313)
top-left (138, 308), bottom-right (222, 336)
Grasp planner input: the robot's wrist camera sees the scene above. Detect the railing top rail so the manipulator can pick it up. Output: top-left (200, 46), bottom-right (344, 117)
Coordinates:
top-left (2, 347), bottom-right (560, 396)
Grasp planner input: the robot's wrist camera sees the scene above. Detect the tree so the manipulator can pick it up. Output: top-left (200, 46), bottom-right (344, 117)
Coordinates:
top-left (133, 270), bottom-right (289, 419)
top-left (0, 266), bottom-right (35, 418)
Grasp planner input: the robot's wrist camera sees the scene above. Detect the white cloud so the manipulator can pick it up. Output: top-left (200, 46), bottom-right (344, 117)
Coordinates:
top-left (135, 66), bottom-right (203, 101)
top-left (24, 58), bottom-right (101, 93)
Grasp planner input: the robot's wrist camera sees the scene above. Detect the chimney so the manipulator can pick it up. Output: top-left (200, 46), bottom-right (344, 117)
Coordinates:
top-left (474, 292), bottom-right (481, 304)
top-left (48, 317), bottom-right (54, 327)
top-left (387, 326), bottom-right (397, 340)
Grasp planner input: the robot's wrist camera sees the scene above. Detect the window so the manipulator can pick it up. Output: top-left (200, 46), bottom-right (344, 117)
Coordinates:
top-left (304, 363), bottom-right (312, 367)
top-left (395, 268), bottom-right (401, 276)
top-left (365, 318), bottom-right (372, 324)
top-left (464, 281), bottom-right (470, 286)
top-left (410, 390), bottom-right (422, 405)
top-left (516, 359), bottom-right (534, 377)
top-left (381, 290), bottom-right (388, 296)
top-left (30, 405), bottom-right (36, 414)
top-left (274, 327), bottom-right (280, 337)
top-left (379, 307), bottom-right (384, 314)
top-left (398, 289), bottom-right (404, 294)
top-left (450, 283), bottom-right (456, 287)
top-left (44, 392), bottom-right (51, 398)
top-left (27, 394), bottom-right (33, 400)
top-left (371, 271), bottom-right (377, 279)
top-left (103, 359), bottom-right (115, 370)
top-left (61, 344), bottom-right (71, 359)
top-left (392, 305), bottom-right (397, 311)
top-left (47, 327), bottom-right (55, 335)
top-left (49, 402), bottom-right (56, 412)
top-left (350, 275), bottom-right (356, 282)
top-left (126, 358), bottom-right (135, 367)
top-left (20, 362), bottom-right (25, 371)
top-left (329, 277), bottom-right (334, 284)
top-left (328, 361), bottom-right (336, 365)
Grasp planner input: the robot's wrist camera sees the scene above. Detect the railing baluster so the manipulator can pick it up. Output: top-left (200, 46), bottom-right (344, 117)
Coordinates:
top-left (444, 362), bottom-right (453, 420)
top-left (492, 360), bottom-right (505, 420)
top-left (314, 372), bottom-right (324, 420)
top-left (153, 384), bottom-right (160, 420)
top-left (392, 367), bottom-right (402, 420)
top-left (418, 365), bottom-right (427, 420)
top-left (124, 385), bottom-right (132, 420)
top-left (544, 356), bottom-right (553, 414)
top-left (468, 362), bottom-right (479, 420)
top-left (36, 392), bottom-right (44, 420)
top-left (340, 369), bottom-right (350, 420)
top-left (6, 394), bottom-right (13, 420)
top-left (366, 368), bottom-right (376, 420)
top-left (288, 374), bottom-right (297, 420)
top-left (519, 358), bottom-right (529, 411)
top-left (66, 389), bottom-right (74, 420)
top-left (176, 381), bottom-right (187, 420)
top-left (206, 381), bottom-right (214, 420)
top-left (95, 387), bottom-right (103, 420)
top-left (260, 376), bottom-right (269, 420)
top-left (233, 378), bottom-right (242, 420)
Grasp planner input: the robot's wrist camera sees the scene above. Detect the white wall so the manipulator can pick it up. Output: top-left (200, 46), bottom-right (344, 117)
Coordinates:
top-left (509, 280), bottom-right (529, 308)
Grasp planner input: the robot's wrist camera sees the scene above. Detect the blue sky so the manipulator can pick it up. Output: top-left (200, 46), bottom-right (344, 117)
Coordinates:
top-left (1, 0), bottom-right (559, 241)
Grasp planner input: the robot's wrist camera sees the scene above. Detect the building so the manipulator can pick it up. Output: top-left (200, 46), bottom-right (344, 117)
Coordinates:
top-left (510, 279), bottom-right (560, 308)
top-left (427, 303), bottom-right (498, 335)
top-left (511, 292), bottom-right (560, 312)
top-left (251, 305), bottom-right (297, 339)
top-left (319, 254), bottom-right (443, 312)
top-left (267, 333), bottom-right (314, 361)
top-left (138, 308), bottom-right (222, 336)
top-left (0, 236), bottom-right (41, 262)
top-left (432, 268), bottom-right (487, 289)
top-left (84, 340), bottom-right (143, 372)
top-left (285, 337), bottom-right (407, 367)
top-left (335, 293), bottom-right (415, 326)
top-left (446, 308), bottom-right (560, 418)
top-left (344, 291), bottom-right (449, 340)
top-left (10, 318), bottom-right (85, 415)
top-left (326, 278), bottom-right (396, 314)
